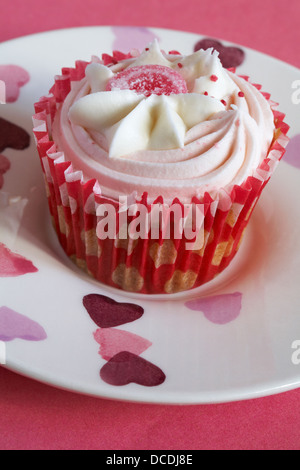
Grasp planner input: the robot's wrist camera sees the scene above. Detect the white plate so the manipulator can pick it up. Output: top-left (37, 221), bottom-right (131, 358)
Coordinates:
top-left (0, 26), bottom-right (300, 404)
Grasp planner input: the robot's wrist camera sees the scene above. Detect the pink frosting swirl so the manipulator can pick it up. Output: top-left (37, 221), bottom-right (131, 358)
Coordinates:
top-left (52, 42), bottom-right (275, 202)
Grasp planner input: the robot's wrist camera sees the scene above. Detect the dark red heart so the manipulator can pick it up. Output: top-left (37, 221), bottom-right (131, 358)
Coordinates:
top-left (194, 38), bottom-right (245, 69)
top-left (100, 351), bottom-right (166, 387)
top-left (0, 117), bottom-right (30, 153)
top-left (82, 294), bottom-right (144, 328)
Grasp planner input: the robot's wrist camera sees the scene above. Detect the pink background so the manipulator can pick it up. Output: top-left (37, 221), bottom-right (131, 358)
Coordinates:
top-left (1, 0), bottom-right (300, 450)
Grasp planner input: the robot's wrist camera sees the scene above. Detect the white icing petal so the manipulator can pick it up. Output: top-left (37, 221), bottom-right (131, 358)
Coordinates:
top-left (149, 96), bottom-right (186, 150)
top-left (68, 90), bottom-right (143, 129)
top-left (127, 39), bottom-right (171, 68)
top-left (85, 63), bottom-right (114, 92)
top-left (169, 94), bottom-right (225, 129)
top-left (176, 48), bottom-right (237, 97)
top-left (106, 98), bottom-right (154, 158)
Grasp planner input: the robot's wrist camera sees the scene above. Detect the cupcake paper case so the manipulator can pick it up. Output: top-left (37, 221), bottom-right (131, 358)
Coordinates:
top-left (32, 42), bottom-right (289, 295)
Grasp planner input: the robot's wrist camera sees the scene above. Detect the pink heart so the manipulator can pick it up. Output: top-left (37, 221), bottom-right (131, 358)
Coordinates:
top-left (83, 294), bottom-right (144, 328)
top-left (100, 351), bottom-right (166, 387)
top-left (0, 306), bottom-right (47, 341)
top-left (112, 26), bottom-right (159, 53)
top-left (185, 292), bottom-right (242, 324)
top-left (0, 242), bottom-right (38, 277)
top-left (0, 65), bottom-right (30, 103)
top-left (194, 38), bottom-right (245, 69)
top-left (282, 134), bottom-right (300, 168)
top-left (94, 328), bottom-right (152, 361)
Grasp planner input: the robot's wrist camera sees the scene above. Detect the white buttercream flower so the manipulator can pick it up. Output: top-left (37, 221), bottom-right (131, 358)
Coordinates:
top-left (68, 41), bottom-right (237, 159)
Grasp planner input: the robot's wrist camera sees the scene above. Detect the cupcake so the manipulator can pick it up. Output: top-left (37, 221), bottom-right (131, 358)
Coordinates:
top-left (33, 40), bottom-right (289, 294)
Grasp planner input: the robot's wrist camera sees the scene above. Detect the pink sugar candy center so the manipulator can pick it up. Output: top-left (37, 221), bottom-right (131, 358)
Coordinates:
top-left (106, 64), bottom-right (188, 97)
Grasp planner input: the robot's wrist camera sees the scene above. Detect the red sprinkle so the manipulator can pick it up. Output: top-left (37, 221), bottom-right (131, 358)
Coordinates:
top-left (203, 91), bottom-right (208, 96)
top-left (169, 50), bottom-right (181, 55)
top-left (177, 62), bottom-right (183, 68)
top-left (221, 99), bottom-right (227, 106)
top-left (210, 74), bottom-right (218, 82)
top-left (238, 91), bottom-right (245, 97)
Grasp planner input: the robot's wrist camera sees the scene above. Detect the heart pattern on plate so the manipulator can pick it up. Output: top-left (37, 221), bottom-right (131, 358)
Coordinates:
top-left (112, 26), bottom-right (160, 54)
top-left (185, 292), bottom-right (243, 324)
top-left (83, 293), bottom-right (166, 387)
top-left (0, 306), bottom-right (47, 342)
top-left (0, 65), bottom-right (30, 103)
top-left (0, 242), bottom-right (38, 277)
top-left (194, 37), bottom-right (245, 69)
top-left (282, 134), bottom-right (300, 168)
top-left (0, 117), bottom-right (30, 153)
top-left (83, 294), bottom-right (144, 328)
top-left (94, 328), bottom-right (152, 361)
top-left (100, 351), bottom-right (166, 387)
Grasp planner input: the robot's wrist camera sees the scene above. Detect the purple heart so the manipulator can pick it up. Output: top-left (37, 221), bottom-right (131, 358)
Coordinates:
top-left (0, 118), bottom-right (30, 153)
top-left (282, 134), bottom-right (300, 168)
top-left (0, 306), bottom-right (47, 341)
top-left (83, 294), bottom-right (144, 328)
top-left (194, 38), bottom-right (245, 69)
top-left (185, 292), bottom-right (242, 324)
top-left (100, 351), bottom-right (166, 387)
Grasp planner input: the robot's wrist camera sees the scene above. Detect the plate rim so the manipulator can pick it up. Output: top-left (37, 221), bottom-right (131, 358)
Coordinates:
top-left (0, 24), bottom-right (299, 73)
top-left (1, 25), bottom-right (300, 404)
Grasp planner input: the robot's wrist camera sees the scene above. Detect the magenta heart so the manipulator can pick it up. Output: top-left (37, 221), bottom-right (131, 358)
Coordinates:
top-left (100, 351), bottom-right (166, 387)
top-left (0, 65), bottom-right (30, 103)
top-left (83, 294), bottom-right (144, 328)
top-left (0, 243), bottom-right (38, 277)
top-left (0, 306), bottom-right (47, 341)
top-left (0, 118), bottom-right (30, 153)
top-left (0, 154), bottom-right (11, 189)
top-left (282, 134), bottom-right (300, 168)
top-left (185, 292), bottom-right (242, 324)
top-left (94, 328), bottom-right (152, 361)
top-left (194, 38), bottom-right (245, 69)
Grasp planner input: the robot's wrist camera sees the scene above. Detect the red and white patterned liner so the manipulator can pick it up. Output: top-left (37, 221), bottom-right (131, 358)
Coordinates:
top-left (32, 58), bottom-right (289, 294)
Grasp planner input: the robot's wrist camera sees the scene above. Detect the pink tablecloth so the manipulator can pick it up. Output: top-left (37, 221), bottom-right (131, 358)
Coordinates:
top-left (1, 0), bottom-right (300, 450)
